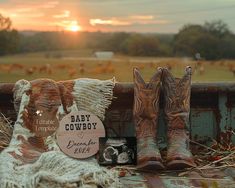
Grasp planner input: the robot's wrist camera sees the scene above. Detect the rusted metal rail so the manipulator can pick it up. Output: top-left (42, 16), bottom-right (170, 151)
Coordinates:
top-left (1, 82), bottom-right (235, 94)
top-left (0, 82), bottom-right (235, 145)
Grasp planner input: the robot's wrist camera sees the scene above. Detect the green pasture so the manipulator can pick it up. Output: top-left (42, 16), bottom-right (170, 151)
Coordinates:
top-left (0, 51), bottom-right (235, 83)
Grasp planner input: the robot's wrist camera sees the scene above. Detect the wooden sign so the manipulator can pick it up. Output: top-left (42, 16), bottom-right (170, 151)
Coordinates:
top-left (56, 110), bottom-right (105, 159)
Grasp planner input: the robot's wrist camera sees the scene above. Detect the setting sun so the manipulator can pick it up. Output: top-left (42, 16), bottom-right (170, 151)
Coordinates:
top-left (67, 24), bottom-right (81, 32)
top-left (63, 20), bottom-right (82, 32)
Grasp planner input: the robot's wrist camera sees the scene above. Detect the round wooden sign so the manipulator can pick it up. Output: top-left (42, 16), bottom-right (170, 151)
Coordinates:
top-left (56, 110), bottom-right (105, 159)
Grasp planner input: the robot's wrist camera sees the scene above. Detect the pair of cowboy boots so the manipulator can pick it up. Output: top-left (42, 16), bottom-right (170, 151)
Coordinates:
top-left (133, 66), bottom-right (196, 171)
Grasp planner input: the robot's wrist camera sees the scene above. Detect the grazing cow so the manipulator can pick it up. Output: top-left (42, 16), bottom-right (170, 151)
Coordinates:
top-left (25, 68), bottom-right (34, 75)
top-left (55, 64), bottom-right (71, 69)
top-left (0, 65), bottom-right (12, 73)
top-left (199, 65), bottom-right (205, 75)
top-left (90, 63), bottom-right (107, 74)
top-left (39, 64), bottom-right (52, 75)
top-left (12, 63), bottom-right (24, 70)
top-left (105, 62), bottom-right (115, 73)
top-left (79, 66), bottom-right (85, 74)
top-left (228, 64), bottom-right (234, 71)
top-left (219, 60), bottom-right (225, 66)
top-left (79, 63), bottom-right (85, 74)
top-left (68, 68), bottom-right (77, 78)
top-left (90, 66), bottom-right (104, 74)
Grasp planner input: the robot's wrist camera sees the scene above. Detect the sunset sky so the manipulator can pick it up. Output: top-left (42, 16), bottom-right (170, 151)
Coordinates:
top-left (0, 0), bottom-right (234, 33)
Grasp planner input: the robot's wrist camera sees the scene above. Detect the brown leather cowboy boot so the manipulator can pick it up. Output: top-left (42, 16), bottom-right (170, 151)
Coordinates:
top-left (162, 66), bottom-right (196, 170)
top-left (133, 67), bottom-right (164, 171)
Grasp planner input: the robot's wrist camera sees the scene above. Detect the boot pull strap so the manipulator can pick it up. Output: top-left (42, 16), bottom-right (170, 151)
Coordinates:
top-left (133, 67), bottom-right (146, 89)
top-left (149, 67), bottom-right (163, 84)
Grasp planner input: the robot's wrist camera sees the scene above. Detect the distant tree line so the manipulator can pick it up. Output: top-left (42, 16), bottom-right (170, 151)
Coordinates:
top-left (174, 20), bottom-right (235, 60)
top-left (1, 13), bottom-right (235, 60)
top-left (0, 14), bottom-right (19, 55)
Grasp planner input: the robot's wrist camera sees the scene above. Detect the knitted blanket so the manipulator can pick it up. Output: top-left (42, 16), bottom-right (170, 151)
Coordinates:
top-left (0, 78), bottom-right (121, 188)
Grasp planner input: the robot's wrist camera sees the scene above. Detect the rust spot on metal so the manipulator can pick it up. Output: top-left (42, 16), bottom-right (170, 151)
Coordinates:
top-left (226, 93), bottom-right (235, 108)
top-left (213, 109), bottom-right (222, 143)
top-left (113, 83), bottom-right (133, 95)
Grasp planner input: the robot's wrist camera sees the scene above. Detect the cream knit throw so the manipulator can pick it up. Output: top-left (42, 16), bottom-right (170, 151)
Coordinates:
top-left (0, 78), bottom-right (122, 188)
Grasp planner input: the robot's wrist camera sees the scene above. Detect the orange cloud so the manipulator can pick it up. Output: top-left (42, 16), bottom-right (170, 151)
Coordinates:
top-left (134, 20), bottom-right (169, 25)
top-left (0, 1), bottom-right (60, 30)
top-left (10, 13), bottom-right (45, 18)
top-left (90, 18), bottom-right (130, 26)
top-left (53, 10), bottom-right (70, 18)
top-left (53, 20), bottom-right (82, 31)
top-left (0, 1), bottom-right (171, 32)
top-left (41, 1), bottom-right (59, 9)
top-left (130, 15), bottom-right (154, 20)
top-left (15, 8), bottom-right (33, 13)
top-left (90, 15), bottom-right (168, 27)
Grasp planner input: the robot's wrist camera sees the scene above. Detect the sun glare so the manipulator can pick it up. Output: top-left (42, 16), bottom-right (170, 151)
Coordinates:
top-left (64, 21), bottom-right (82, 32)
top-left (67, 24), bottom-right (81, 32)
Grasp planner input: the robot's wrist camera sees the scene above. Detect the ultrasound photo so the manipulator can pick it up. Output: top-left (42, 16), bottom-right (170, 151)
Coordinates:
top-left (99, 137), bottom-right (136, 165)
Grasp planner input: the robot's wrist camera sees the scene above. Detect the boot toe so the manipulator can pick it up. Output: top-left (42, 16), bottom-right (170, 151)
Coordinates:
top-left (166, 154), bottom-right (196, 170)
top-left (166, 159), bottom-right (196, 170)
top-left (137, 160), bottom-right (165, 171)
